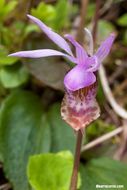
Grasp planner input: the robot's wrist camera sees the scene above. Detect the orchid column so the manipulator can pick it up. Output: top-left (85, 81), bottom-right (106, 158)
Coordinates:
top-left (9, 15), bottom-right (115, 190)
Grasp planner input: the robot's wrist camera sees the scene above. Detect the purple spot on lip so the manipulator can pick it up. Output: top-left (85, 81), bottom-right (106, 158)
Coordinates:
top-left (68, 106), bottom-right (97, 117)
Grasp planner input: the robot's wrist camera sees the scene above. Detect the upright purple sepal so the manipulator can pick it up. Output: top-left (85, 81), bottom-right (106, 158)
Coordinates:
top-left (95, 33), bottom-right (115, 62)
top-left (27, 15), bottom-right (73, 55)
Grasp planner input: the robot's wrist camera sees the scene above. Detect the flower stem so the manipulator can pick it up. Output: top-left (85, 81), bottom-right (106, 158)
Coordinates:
top-left (69, 130), bottom-right (83, 190)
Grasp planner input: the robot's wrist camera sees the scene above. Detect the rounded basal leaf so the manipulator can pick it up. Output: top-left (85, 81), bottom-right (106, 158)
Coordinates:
top-left (0, 65), bottom-right (29, 88)
top-left (26, 57), bottom-right (69, 91)
top-left (47, 103), bottom-right (75, 153)
top-left (0, 90), bottom-right (51, 190)
top-left (0, 46), bottom-right (18, 65)
top-left (0, 56), bottom-right (18, 65)
top-left (80, 157), bottom-right (127, 190)
top-left (27, 151), bottom-right (81, 190)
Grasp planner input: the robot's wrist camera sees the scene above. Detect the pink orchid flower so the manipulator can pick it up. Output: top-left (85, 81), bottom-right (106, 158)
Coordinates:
top-left (9, 15), bottom-right (115, 92)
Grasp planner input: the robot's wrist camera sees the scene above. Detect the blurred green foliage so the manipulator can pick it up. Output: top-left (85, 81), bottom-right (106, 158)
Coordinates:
top-left (117, 14), bottom-right (127, 27)
top-left (31, 2), bottom-right (56, 26)
top-left (0, 46), bottom-right (18, 65)
top-left (97, 20), bottom-right (115, 42)
top-left (0, 0), bottom-right (17, 22)
top-left (31, 0), bottom-right (69, 31)
top-left (86, 119), bottom-right (115, 143)
top-left (0, 64), bottom-right (29, 88)
top-left (80, 157), bottom-right (127, 190)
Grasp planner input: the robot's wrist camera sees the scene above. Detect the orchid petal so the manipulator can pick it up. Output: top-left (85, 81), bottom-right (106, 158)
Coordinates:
top-left (65, 34), bottom-right (88, 65)
top-left (86, 56), bottom-right (100, 72)
top-left (8, 49), bottom-right (76, 63)
top-left (95, 33), bottom-right (115, 62)
top-left (84, 28), bottom-right (93, 56)
top-left (64, 64), bottom-right (96, 91)
top-left (27, 15), bottom-right (73, 55)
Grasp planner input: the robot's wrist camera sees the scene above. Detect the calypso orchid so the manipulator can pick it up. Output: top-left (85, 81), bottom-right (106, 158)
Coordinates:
top-left (9, 15), bottom-right (115, 131)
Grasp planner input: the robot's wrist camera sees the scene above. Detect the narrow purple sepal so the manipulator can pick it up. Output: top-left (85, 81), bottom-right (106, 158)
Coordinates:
top-left (27, 15), bottom-right (73, 56)
top-left (95, 33), bottom-right (115, 62)
top-left (65, 34), bottom-right (88, 65)
top-left (8, 49), bottom-right (77, 63)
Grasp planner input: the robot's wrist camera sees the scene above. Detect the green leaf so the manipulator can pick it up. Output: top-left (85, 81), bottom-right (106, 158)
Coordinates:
top-left (87, 3), bottom-right (95, 21)
top-left (27, 151), bottom-right (81, 190)
top-left (86, 119), bottom-right (115, 142)
top-left (34, 115), bottom-right (51, 154)
top-left (31, 2), bottom-right (55, 27)
top-left (0, 0), bottom-right (5, 11)
top-left (3, 1), bottom-right (17, 18)
top-left (0, 46), bottom-right (18, 65)
top-left (80, 157), bottom-right (127, 190)
top-left (97, 81), bottom-right (105, 105)
top-left (48, 103), bottom-right (75, 153)
top-left (25, 56), bottom-right (69, 91)
top-left (0, 90), bottom-right (51, 190)
top-left (24, 24), bottom-right (40, 37)
top-left (0, 55), bottom-right (18, 65)
top-left (0, 64), bottom-right (29, 88)
top-left (0, 0), bottom-right (17, 22)
top-left (123, 30), bottom-right (127, 45)
top-left (53, 0), bottom-right (69, 31)
top-left (117, 14), bottom-right (127, 27)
